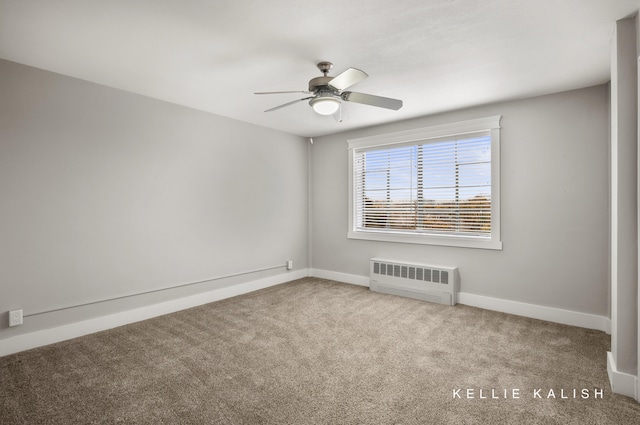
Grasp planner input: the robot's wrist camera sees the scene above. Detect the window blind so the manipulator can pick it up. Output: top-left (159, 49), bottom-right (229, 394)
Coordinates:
top-left (353, 132), bottom-right (492, 237)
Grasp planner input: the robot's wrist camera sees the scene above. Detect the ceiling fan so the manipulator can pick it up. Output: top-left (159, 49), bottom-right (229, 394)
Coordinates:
top-left (254, 62), bottom-right (403, 117)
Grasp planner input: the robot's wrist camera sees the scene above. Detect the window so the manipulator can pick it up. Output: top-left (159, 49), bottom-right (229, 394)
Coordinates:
top-left (348, 116), bottom-right (502, 250)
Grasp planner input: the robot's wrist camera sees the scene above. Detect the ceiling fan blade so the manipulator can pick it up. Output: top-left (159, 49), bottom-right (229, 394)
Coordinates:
top-left (255, 90), bottom-right (312, 95)
top-left (264, 96), bottom-right (315, 112)
top-left (328, 67), bottom-right (368, 91)
top-left (341, 91), bottom-right (403, 110)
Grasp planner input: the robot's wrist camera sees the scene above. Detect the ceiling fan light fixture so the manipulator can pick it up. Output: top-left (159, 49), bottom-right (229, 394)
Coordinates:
top-left (257, 62), bottom-right (402, 116)
top-left (310, 96), bottom-right (340, 115)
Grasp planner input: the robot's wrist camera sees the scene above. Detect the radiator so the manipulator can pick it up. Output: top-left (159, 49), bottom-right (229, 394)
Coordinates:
top-left (369, 258), bottom-right (458, 306)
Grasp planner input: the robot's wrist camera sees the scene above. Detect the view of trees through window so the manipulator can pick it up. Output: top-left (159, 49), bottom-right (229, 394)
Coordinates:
top-left (354, 134), bottom-right (492, 237)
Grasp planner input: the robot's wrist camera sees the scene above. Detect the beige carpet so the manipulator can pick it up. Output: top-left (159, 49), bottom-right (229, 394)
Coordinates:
top-left (1, 277), bottom-right (638, 424)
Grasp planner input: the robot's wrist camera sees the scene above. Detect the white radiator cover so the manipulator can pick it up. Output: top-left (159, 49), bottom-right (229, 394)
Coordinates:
top-left (369, 258), bottom-right (458, 305)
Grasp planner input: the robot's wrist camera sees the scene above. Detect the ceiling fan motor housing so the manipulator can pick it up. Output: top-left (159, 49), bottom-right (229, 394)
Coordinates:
top-left (308, 76), bottom-right (336, 93)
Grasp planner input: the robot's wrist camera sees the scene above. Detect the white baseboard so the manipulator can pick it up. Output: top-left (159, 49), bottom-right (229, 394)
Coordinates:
top-left (308, 270), bottom-right (610, 332)
top-left (458, 292), bottom-right (610, 332)
top-left (310, 268), bottom-right (370, 287)
top-left (2, 269), bottom-right (612, 357)
top-left (0, 269), bottom-right (308, 358)
top-left (607, 351), bottom-right (638, 399)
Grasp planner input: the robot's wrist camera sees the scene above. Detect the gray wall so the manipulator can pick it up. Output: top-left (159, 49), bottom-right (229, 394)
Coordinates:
top-left (311, 85), bottom-right (609, 316)
top-left (0, 57), bottom-right (611, 343)
top-left (0, 59), bottom-right (308, 338)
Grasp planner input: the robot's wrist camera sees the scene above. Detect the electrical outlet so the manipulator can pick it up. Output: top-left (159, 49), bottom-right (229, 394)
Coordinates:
top-left (9, 309), bottom-right (23, 327)
top-left (286, 260), bottom-right (293, 270)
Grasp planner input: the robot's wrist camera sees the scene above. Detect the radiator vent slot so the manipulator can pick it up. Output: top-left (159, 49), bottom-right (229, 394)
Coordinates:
top-left (372, 261), bottom-right (449, 285)
top-left (369, 258), bottom-right (458, 306)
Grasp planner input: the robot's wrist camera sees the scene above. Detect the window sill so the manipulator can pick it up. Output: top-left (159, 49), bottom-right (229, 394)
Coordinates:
top-left (347, 230), bottom-right (503, 250)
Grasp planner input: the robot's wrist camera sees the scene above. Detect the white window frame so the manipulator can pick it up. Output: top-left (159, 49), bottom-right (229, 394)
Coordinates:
top-left (347, 116), bottom-right (502, 250)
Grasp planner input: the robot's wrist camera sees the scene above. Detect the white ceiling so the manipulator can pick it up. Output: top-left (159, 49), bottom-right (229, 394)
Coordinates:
top-left (1, 0), bottom-right (639, 137)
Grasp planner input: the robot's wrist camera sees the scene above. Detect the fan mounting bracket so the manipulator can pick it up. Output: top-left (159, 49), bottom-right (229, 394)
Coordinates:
top-left (316, 61), bottom-right (333, 76)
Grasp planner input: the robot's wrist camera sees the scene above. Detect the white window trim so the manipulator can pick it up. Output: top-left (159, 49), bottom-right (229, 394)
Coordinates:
top-left (347, 116), bottom-right (502, 250)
